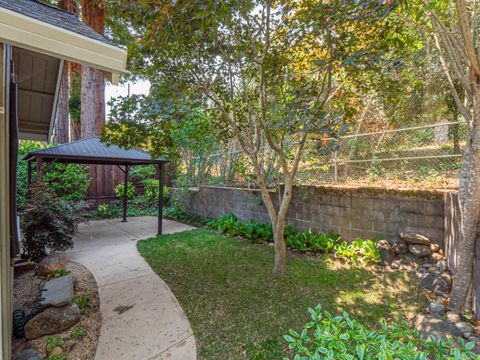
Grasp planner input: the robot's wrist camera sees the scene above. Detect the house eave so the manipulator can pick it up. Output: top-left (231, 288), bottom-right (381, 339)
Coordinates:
top-left (0, 7), bottom-right (127, 80)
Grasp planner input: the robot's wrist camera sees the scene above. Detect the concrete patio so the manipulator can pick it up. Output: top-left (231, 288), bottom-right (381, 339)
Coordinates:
top-left (68, 216), bottom-right (197, 360)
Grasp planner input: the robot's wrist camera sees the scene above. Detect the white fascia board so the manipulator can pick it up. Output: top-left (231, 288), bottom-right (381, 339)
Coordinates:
top-left (0, 7), bottom-right (127, 76)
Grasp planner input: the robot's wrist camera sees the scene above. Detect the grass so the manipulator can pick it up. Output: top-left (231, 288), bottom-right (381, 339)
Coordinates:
top-left (138, 229), bottom-right (426, 360)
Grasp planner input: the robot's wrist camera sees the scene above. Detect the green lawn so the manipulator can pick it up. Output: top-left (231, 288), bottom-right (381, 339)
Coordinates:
top-left (138, 229), bottom-right (425, 360)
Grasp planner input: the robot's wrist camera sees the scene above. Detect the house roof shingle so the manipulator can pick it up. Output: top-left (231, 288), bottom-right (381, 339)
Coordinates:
top-left (0, 0), bottom-right (115, 46)
top-left (23, 137), bottom-right (169, 166)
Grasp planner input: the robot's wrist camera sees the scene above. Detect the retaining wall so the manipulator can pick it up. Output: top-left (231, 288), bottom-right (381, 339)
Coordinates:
top-left (183, 185), bottom-right (447, 246)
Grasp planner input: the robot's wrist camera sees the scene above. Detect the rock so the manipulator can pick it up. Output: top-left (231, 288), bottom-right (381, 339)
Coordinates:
top-left (436, 259), bottom-right (447, 273)
top-left (391, 262), bottom-right (400, 270)
top-left (431, 253), bottom-right (444, 262)
top-left (48, 346), bottom-right (63, 356)
top-left (414, 314), bottom-right (462, 343)
top-left (430, 243), bottom-right (440, 252)
top-left (40, 274), bottom-right (74, 309)
top-left (423, 263), bottom-right (433, 269)
top-left (24, 304), bottom-right (80, 340)
top-left (393, 240), bottom-right (408, 255)
top-left (13, 349), bottom-right (41, 360)
top-left (35, 252), bottom-right (67, 277)
top-left (446, 312), bottom-right (462, 323)
top-left (464, 332), bottom-right (473, 339)
top-left (376, 240), bottom-right (395, 265)
top-left (409, 244), bottom-right (432, 258)
top-left (419, 272), bottom-right (452, 294)
top-left (456, 321), bottom-right (474, 334)
top-left (429, 301), bottom-right (445, 315)
top-left (400, 232), bottom-right (432, 246)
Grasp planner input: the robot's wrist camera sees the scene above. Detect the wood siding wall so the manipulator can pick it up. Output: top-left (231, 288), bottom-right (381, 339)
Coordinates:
top-left (0, 43), bottom-right (13, 360)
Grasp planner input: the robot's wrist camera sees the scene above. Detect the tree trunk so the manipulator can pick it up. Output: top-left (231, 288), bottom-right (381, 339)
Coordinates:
top-left (54, 60), bottom-right (69, 144)
top-left (80, 0), bottom-right (105, 138)
top-left (452, 108), bottom-right (460, 154)
top-left (53, 0), bottom-right (78, 143)
top-left (450, 75), bottom-right (480, 312)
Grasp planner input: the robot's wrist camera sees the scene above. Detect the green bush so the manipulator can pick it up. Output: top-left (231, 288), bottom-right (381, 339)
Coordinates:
top-left (114, 182), bottom-right (135, 200)
top-left (17, 141), bottom-right (90, 210)
top-left (96, 203), bottom-right (121, 218)
top-left (163, 207), bottom-right (209, 226)
top-left (208, 214), bottom-right (381, 264)
top-left (142, 179), bottom-right (170, 205)
top-left (73, 292), bottom-right (92, 315)
top-left (69, 326), bottom-right (86, 340)
top-left (333, 238), bottom-right (381, 264)
top-left (284, 304), bottom-right (478, 359)
top-left (286, 230), bottom-right (341, 253)
top-left (22, 183), bottom-right (83, 260)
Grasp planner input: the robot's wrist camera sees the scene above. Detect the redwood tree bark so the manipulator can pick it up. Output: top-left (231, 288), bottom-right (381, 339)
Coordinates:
top-left (80, 0), bottom-right (106, 138)
top-left (53, 0), bottom-right (79, 143)
top-left (53, 60), bottom-right (69, 144)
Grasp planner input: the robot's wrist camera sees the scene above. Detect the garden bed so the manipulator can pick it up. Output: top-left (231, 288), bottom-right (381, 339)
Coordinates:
top-left (138, 229), bottom-right (426, 359)
top-left (13, 262), bottom-right (101, 360)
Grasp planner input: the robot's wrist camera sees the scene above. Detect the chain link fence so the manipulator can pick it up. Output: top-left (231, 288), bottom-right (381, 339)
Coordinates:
top-left (179, 121), bottom-right (467, 190)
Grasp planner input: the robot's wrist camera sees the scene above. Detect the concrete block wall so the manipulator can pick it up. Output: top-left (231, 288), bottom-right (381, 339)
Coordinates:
top-left (183, 185), bottom-right (447, 245)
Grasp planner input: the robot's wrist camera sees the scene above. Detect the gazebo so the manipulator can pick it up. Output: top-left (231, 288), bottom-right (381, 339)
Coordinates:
top-left (23, 136), bottom-right (169, 235)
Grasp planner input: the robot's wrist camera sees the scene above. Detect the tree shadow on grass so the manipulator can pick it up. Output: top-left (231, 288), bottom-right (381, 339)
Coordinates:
top-left (138, 229), bottom-right (426, 360)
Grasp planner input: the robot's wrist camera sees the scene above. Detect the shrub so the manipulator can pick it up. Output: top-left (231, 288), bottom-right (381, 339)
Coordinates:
top-left (49, 269), bottom-right (70, 278)
top-left (142, 178), bottom-right (170, 206)
top-left (286, 230), bottom-right (341, 253)
top-left (69, 326), bottom-right (86, 340)
top-left (163, 207), bottom-right (208, 226)
top-left (114, 182), bottom-right (136, 200)
top-left (285, 304), bottom-right (478, 359)
top-left (22, 183), bottom-right (83, 260)
top-left (46, 335), bottom-right (64, 352)
top-left (333, 238), bottom-right (381, 264)
top-left (130, 165), bottom-right (157, 181)
top-left (17, 141), bottom-right (90, 210)
top-left (73, 292), bottom-right (92, 315)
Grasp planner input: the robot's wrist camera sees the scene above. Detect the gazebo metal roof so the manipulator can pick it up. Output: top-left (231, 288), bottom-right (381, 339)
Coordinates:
top-left (23, 136), bottom-right (169, 166)
top-left (24, 137), bottom-right (168, 235)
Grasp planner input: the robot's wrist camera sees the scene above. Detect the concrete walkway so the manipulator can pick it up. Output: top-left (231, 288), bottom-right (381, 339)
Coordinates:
top-left (68, 216), bottom-right (197, 360)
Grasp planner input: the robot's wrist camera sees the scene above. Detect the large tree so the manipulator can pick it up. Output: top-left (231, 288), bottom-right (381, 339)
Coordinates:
top-left (108, 0), bottom-right (398, 274)
top-left (422, 0), bottom-right (480, 312)
top-left (81, 0), bottom-right (106, 138)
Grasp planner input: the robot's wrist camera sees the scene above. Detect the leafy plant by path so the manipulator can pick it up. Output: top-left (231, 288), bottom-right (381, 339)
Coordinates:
top-left (138, 229), bottom-right (425, 359)
top-left (69, 326), bottom-right (86, 340)
top-left (46, 335), bottom-right (64, 353)
top-left (285, 305), bottom-right (478, 359)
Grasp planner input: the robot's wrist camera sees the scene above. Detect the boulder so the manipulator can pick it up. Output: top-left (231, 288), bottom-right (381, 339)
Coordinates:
top-left (400, 232), bottom-right (431, 246)
top-left (393, 240), bottom-right (408, 255)
top-left (446, 312), bottom-right (462, 323)
top-left (24, 304), bottom-right (80, 340)
top-left (456, 321), bottom-right (474, 335)
top-left (409, 244), bottom-right (432, 258)
top-left (40, 274), bottom-right (74, 309)
top-left (436, 259), bottom-right (447, 273)
top-left (419, 272), bottom-right (452, 295)
top-left (376, 240), bottom-right (395, 265)
top-left (430, 243), bottom-right (440, 253)
top-left (35, 252), bottom-right (67, 277)
top-left (429, 301), bottom-right (445, 315)
top-left (12, 349), bottom-right (41, 360)
top-left (414, 314), bottom-right (462, 343)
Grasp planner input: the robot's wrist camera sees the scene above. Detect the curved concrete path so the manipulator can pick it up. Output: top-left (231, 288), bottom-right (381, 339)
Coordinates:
top-left (68, 216), bottom-right (197, 360)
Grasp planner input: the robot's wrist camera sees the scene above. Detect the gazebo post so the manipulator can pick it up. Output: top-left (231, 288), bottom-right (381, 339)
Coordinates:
top-left (36, 156), bottom-right (43, 182)
top-left (157, 163), bottom-right (164, 236)
top-left (122, 165), bottom-right (130, 223)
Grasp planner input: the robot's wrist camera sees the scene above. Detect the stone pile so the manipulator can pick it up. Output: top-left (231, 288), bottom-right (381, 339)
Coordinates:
top-left (24, 254), bottom-right (80, 340)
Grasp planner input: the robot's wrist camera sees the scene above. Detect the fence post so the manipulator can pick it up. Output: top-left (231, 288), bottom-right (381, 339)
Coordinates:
top-left (334, 149), bottom-right (338, 183)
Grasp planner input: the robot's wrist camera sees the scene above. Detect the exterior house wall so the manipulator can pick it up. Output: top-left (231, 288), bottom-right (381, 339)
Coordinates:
top-left (0, 42), bottom-right (12, 360)
top-left (183, 185), bottom-right (446, 245)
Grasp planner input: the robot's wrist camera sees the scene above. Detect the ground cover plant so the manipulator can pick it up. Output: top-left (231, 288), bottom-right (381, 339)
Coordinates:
top-left (208, 214), bottom-right (381, 264)
top-left (285, 305), bottom-right (478, 359)
top-left (138, 229), bottom-right (425, 359)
